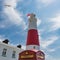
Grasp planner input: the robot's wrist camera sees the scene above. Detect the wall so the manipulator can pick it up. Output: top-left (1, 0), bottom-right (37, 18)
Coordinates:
top-left (0, 42), bottom-right (24, 60)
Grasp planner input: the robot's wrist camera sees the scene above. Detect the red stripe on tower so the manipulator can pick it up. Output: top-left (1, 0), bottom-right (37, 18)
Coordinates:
top-left (27, 29), bottom-right (39, 45)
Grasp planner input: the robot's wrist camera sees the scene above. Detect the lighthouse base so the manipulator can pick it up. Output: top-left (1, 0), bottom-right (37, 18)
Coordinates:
top-left (18, 50), bottom-right (45, 60)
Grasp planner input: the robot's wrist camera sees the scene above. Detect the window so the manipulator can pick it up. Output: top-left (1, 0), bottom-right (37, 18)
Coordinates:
top-left (12, 51), bottom-right (16, 58)
top-left (2, 48), bottom-right (7, 57)
top-left (33, 46), bottom-right (35, 49)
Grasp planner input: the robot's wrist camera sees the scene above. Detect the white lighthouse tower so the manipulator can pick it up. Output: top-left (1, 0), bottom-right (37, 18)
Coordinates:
top-left (26, 13), bottom-right (40, 50)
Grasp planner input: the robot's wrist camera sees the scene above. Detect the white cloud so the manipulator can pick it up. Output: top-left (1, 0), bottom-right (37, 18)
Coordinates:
top-left (41, 36), bottom-right (58, 48)
top-left (3, 0), bottom-right (27, 30)
top-left (45, 46), bottom-right (60, 53)
top-left (36, 0), bottom-right (56, 8)
top-left (0, 39), bottom-right (2, 42)
top-left (38, 29), bottom-right (42, 41)
top-left (46, 55), bottom-right (55, 60)
top-left (41, 49), bottom-right (60, 60)
top-left (49, 13), bottom-right (60, 31)
top-left (40, 0), bottom-right (55, 5)
top-left (3, 0), bottom-right (17, 8)
top-left (0, 24), bottom-right (6, 28)
top-left (48, 49), bottom-right (56, 52)
top-left (22, 45), bottom-right (26, 50)
top-left (45, 50), bottom-right (60, 60)
top-left (46, 55), bottom-right (60, 60)
top-left (0, 35), bottom-right (5, 42)
top-left (37, 18), bottom-right (41, 27)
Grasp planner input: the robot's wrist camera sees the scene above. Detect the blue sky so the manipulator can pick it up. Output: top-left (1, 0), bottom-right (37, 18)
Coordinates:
top-left (0, 0), bottom-right (60, 60)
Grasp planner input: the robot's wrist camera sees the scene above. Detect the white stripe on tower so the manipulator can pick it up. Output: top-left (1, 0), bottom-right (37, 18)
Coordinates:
top-left (26, 13), bottom-right (40, 50)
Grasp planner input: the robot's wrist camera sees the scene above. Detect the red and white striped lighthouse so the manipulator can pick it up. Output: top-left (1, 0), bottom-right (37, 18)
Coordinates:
top-left (26, 13), bottom-right (40, 50)
top-left (18, 13), bottom-right (45, 60)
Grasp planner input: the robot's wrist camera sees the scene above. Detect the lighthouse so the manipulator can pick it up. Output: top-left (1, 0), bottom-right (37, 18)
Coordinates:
top-left (26, 13), bottom-right (40, 50)
top-left (19, 13), bottom-right (45, 60)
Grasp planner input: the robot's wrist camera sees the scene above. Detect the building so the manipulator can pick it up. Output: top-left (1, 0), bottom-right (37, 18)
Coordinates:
top-left (0, 40), bottom-right (24, 60)
top-left (19, 13), bottom-right (45, 60)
